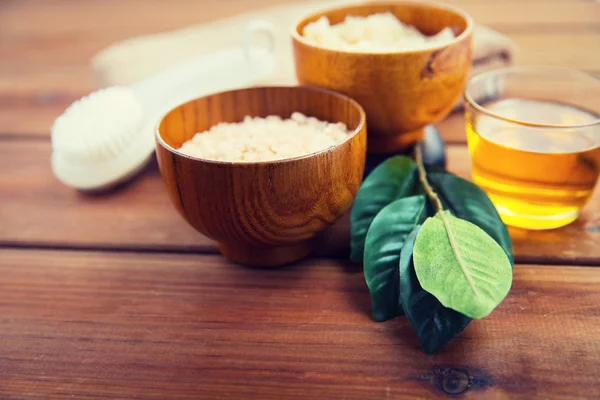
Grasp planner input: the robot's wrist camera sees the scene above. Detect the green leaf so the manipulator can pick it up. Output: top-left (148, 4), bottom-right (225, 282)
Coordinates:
top-left (364, 196), bottom-right (427, 322)
top-left (350, 156), bottom-right (418, 263)
top-left (399, 226), bottom-right (472, 354)
top-left (413, 212), bottom-right (513, 319)
top-left (429, 173), bottom-right (514, 266)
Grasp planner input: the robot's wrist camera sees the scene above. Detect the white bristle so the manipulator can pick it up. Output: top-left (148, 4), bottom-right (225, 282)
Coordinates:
top-left (51, 87), bottom-right (143, 164)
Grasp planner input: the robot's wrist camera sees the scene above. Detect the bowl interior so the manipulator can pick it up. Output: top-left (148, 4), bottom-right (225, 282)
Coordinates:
top-left (158, 86), bottom-right (365, 153)
top-left (295, 1), bottom-right (470, 45)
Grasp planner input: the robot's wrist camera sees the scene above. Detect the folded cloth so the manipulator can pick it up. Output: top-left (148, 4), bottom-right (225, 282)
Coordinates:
top-left (453, 24), bottom-right (518, 110)
top-left (91, 0), bottom-right (517, 110)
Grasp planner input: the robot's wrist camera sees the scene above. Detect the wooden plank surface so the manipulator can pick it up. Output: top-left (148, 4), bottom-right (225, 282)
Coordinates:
top-left (2, 140), bottom-right (598, 265)
top-left (2, 78), bottom-right (598, 143)
top-left (0, 249), bottom-right (598, 399)
top-left (2, 9), bottom-right (598, 70)
top-left (0, 0), bottom-right (598, 138)
top-left (1, 1), bottom-right (600, 398)
top-left (0, 81), bottom-right (470, 139)
top-left (1, 0), bottom-right (597, 42)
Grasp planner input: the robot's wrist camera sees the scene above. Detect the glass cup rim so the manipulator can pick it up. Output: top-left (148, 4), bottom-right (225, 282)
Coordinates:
top-left (464, 66), bottom-right (600, 129)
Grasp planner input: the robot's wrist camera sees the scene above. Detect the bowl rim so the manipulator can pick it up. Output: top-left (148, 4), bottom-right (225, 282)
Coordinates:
top-left (155, 85), bottom-right (367, 166)
top-left (290, 0), bottom-right (474, 55)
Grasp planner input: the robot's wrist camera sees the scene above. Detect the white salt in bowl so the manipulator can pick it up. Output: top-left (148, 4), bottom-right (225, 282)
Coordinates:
top-left (292, 1), bottom-right (474, 153)
top-left (155, 86), bottom-right (367, 267)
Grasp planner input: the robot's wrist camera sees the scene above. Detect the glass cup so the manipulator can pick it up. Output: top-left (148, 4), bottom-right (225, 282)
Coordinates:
top-left (464, 66), bottom-right (600, 230)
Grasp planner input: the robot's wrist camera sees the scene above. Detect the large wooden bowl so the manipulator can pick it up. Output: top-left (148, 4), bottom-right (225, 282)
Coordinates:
top-left (292, 1), bottom-right (473, 153)
top-left (156, 86), bottom-right (367, 267)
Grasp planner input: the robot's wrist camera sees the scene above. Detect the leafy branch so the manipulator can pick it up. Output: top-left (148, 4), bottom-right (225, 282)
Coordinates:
top-left (350, 150), bottom-right (514, 354)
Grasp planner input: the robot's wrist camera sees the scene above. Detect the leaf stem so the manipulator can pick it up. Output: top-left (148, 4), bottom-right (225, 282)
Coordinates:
top-left (414, 145), bottom-right (444, 213)
top-left (413, 143), bottom-right (481, 301)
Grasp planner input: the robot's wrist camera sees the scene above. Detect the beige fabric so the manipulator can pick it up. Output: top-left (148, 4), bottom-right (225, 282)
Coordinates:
top-left (453, 24), bottom-right (518, 110)
top-left (91, 0), bottom-right (518, 108)
top-left (91, 1), bottom-right (339, 87)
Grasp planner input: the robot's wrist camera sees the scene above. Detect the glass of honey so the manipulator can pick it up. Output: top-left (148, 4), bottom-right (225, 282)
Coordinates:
top-left (464, 67), bottom-right (600, 230)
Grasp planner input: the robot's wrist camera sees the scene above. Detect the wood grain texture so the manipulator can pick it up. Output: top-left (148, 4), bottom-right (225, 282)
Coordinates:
top-left (0, 68), bottom-right (93, 137)
top-left (156, 86), bottom-right (367, 266)
top-left (2, 32), bottom-right (596, 73)
top-left (292, 1), bottom-right (473, 153)
top-left (2, 141), bottom-right (598, 264)
top-left (0, 1), bottom-right (599, 399)
top-left (0, 249), bottom-right (599, 399)
top-left (0, 76), bottom-right (466, 139)
top-left (514, 33), bottom-right (600, 72)
top-left (0, 1), bottom-right (598, 138)
top-left (1, 0), bottom-right (596, 41)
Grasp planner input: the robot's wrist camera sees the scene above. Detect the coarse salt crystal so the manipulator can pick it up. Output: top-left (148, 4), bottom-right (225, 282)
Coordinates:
top-left (178, 112), bottom-right (350, 162)
top-left (303, 12), bottom-right (456, 52)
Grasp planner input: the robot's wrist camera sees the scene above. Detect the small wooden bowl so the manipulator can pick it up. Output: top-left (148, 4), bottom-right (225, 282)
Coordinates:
top-left (292, 1), bottom-right (473, 153)
top-left (156, 86), bottom-right (367, 267)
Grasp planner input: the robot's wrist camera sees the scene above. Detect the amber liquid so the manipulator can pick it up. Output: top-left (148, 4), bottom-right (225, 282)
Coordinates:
top-left (467, 99), bottom-right (600, 229)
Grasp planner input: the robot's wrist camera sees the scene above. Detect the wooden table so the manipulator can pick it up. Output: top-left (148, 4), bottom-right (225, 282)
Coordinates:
top-left (1, 1), bottom-right (599, 398)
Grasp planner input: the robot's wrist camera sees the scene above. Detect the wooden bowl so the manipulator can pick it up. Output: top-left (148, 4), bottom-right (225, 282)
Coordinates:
top-left (155, 86), bottom-right (367, 267)
top-left (292, 1), bottom-right (473, 153)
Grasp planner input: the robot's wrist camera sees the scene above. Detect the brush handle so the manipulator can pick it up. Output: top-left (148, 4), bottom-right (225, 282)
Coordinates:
top-left (130, 20), bottom-right (277, 121)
